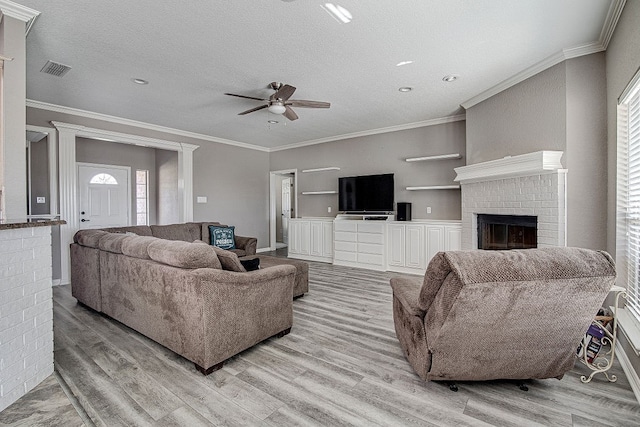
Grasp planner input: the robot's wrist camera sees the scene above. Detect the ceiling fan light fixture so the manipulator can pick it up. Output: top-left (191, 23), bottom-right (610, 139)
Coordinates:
top-left (322, 3), bottom-right (352, 23)
top-left (268, 103), bottom-right (287, 114)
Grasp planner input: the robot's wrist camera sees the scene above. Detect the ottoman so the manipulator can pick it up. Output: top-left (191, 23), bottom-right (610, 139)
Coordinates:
top-left (246, 255), bottom-right (308, 298)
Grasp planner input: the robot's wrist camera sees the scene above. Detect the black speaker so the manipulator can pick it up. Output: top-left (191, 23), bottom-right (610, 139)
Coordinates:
top-left (397, 202), bottom-right (411, 221)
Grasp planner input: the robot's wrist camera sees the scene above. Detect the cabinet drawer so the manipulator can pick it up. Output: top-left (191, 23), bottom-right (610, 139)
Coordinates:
top-left (358, 232), bottom-right (384, 245)
top-left (358, 222), bottom-right (385, 234)
top-left (358, 242), bottom-right (384, 255)
top-left (334, 221), bottom-right (357, 232)
top-left (334, 231), bottom-right (357, 242)
top-left (358, 253), bottom-right (384, 266)
top-left (334, 250), bottom-right (357, 262)
top-left (334, 241), bottom-right (357, 252)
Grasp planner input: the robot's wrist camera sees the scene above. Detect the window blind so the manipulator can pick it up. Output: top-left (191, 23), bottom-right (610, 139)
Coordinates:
top-left (618, 75), bottom-right (640, 323)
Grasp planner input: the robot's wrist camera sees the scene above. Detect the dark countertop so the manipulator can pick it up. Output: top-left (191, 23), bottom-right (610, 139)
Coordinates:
top-left (0, 218), bottom-right (66, 231)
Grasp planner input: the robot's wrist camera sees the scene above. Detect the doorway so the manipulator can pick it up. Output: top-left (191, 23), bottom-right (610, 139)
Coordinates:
top-left (77, 163), bottom-right (130, 229)
top-left (270, 169), bottom-right (298, 251)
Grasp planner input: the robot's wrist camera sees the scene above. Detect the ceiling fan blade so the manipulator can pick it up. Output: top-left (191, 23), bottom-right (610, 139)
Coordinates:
top-left (283, 105), bottom-right (299, 121)
top-left (224, 93), bottom-right (267, 101)
top-left (272, 84), bottom-right (296, 101)
top-left (238, 104), bottom-right (269, 115)
top-left (286, 100), bottom-right (331, 109)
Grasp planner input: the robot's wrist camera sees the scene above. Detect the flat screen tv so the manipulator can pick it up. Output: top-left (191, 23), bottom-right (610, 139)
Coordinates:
top-left (338, 173), bottom-right (394, 213)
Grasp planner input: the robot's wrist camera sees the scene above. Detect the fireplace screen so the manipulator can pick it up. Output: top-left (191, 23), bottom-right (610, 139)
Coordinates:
top-left (477, 214), bottom-right (537, 250)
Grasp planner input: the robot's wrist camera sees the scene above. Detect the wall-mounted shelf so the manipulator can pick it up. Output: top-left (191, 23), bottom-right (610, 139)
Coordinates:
top-left (406, 185), bottom-right (460, 191)
top-left (301, 190), bottom-right (338, 195)
top-left (301, 167), bottom-right (341, 173)
top-left (405, 153), bottom-right (461, 162)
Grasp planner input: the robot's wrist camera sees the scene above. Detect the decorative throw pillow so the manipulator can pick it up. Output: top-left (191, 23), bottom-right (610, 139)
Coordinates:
top-left (240, 257), bottom-right (260, 271)
top-left (211, 246), bottom-right (246, 272)
top-left (209, 225), bottom-right (236, 250)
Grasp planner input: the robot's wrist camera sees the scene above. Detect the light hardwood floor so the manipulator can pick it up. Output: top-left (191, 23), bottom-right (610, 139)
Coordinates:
top-left (6, 259), bottom-right (640, 426)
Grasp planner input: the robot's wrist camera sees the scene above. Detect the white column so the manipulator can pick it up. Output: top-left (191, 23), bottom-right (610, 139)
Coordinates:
top-left (52, 122), bottom-right (83, 285)
top-left (178, 144), bottom-right (197, 222)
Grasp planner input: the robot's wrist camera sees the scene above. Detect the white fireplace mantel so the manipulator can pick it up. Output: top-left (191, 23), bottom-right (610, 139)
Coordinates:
top-left (454, 151), bottom-right (564, 184)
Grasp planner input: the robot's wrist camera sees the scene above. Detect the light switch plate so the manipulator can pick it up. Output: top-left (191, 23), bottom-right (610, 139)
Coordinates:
top-left (196, 196), bottom-right (207, 203)
top-left (36, 197), bottom-right (46, 204)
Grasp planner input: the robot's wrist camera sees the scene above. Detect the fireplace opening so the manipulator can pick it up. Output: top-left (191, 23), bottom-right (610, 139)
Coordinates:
top-left (477, 214), bottom-right (537, 250)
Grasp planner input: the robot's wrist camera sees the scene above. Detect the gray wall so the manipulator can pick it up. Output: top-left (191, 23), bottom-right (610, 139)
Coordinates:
top-left (465, 53), bottom-right (607, 250)
top-left (29, 138), bottom-right (50, 215)
top-left (192, 142), bottom-right (270, 247)
top-left (156, 149), bottom-right (179, 225)
top-left (76, 137), bottom-right (158, 225)
top-left (270, 121), bottom-right (466, 220)
top-left (606, 0), bottom-right (640, 391)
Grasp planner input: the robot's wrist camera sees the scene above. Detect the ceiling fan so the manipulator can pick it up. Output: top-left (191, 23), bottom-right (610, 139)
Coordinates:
top-left (224, 82), bottom-right (330, 121)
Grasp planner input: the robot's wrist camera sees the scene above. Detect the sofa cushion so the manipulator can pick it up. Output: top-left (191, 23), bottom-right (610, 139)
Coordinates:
top-left (74, 229), bottom-right (108, 247)
top-left (212, 246), bottom-right (246, 272)
top-left (98, 233), bottom-right (131, 254)
top-left (121, 236), bottom-right (160, 260)
top-left (148, 239), bottom-right (222, 269)
top-left (240, 257), bottom-right (260, 271)
top-left (150, 223), bottom-right (201, 242)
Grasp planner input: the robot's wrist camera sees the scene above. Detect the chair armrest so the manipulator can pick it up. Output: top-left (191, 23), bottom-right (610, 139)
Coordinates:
top-left (390, 277), bottom-right (425, 318)
top-left (235, 235), bottom-right (257, 255)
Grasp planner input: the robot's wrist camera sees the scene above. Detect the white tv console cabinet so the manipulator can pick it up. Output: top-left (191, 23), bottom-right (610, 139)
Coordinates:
top-left (288, 216), bottom-right (462, 275)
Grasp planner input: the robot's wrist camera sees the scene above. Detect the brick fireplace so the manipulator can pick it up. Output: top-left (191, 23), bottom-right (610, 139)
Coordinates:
top-left (454, 151), bottom-right (567, 250)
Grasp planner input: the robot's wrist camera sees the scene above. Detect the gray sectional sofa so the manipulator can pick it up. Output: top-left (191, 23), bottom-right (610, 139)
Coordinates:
top-left (70, 222), bottom-right (307, 374)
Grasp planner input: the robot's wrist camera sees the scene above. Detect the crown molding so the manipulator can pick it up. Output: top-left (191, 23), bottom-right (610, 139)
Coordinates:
top-left (0, 0), bottom-right (40, 34)
top-left (27, 99), bottom-right (270, 152)
top-left (269, 114), bottom-right (466, 152)
top-left (462, 0), bottom-right (625, 110)
top-left (599, 0), bottom-right (626, 49)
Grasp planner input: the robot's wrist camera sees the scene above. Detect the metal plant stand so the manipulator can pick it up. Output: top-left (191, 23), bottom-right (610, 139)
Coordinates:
top-left (578, 285), bottom-right (627, 383)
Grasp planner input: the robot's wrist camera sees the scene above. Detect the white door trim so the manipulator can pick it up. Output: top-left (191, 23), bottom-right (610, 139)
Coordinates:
top-left (26, 125), bottom-right (58, 217)
top-left (269, 169), bottom-right (298, 251)
top-left (76, 162), bottom-right (131, 228)
top-left (52, 121), bottom-right (199, 285)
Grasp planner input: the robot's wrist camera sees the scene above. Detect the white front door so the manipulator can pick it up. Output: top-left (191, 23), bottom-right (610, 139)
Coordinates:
top-left (282, 177), bottom-right (292, 244)
top-left (78, 164), bottom-right (130, 229)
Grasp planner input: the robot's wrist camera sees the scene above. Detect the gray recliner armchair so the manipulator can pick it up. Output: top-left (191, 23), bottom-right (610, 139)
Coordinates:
top-left (390, 247), bottom-right (616, 382)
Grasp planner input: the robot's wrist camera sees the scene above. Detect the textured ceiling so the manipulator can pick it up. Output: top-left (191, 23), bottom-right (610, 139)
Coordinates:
top-left (19, 0), bottom-right (614, 149)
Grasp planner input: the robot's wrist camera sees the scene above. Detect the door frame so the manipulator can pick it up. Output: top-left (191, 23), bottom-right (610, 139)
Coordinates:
top-left (76, 162), bottom-right (132, 228)
top-left (269, 169), bottom-right (298, 251)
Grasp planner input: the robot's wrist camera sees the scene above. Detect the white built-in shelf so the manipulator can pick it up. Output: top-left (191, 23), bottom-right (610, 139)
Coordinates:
top-left (405, 153), bottom-right (461, 162)
top-left (301, 167), bottom-right (341, 173)
top-left (406, 185), bottom-right (460, 191)
top-left (301, 190), bottom-right (338, 195)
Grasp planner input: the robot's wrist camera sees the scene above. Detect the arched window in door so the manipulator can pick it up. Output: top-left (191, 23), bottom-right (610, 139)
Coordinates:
top-left (89, 173), bottom-right (118, 185)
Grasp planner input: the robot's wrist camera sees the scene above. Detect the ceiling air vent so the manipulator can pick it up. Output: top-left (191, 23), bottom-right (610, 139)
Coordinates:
top-left (40, 60), bottom-right (71, 77)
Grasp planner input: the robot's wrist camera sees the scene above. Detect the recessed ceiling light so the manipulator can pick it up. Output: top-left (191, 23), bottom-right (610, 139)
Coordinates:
top-left (396, 61), bottom-right (414, 67)
top-left (442, 75), bottom-right (458, 82)
top-left (398, 87), bottom-right (413, 92)
top-left (322, 3), bottom-right (352, 23)
top-left (132, 78), bottom-right (149, 85)
top-left (268, 120), bottom-right (279, 124)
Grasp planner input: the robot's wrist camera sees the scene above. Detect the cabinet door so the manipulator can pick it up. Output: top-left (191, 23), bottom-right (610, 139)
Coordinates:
top-left (310, 221), bottom-right (323, 256)
top-left (405, 225), bottom-right (425, 269)
top-left (425, 225), bottom-right (445, 264)
top-left (289, 221), bottom-right (300, 254)
top-left (299, 220), bottom-right (311, 255)
top-left (445, 225), bottom-right (462, 251)
top-left (387, 224), bottom-right (405, 267)
top-left (322, 221), bottom-right (333, 258)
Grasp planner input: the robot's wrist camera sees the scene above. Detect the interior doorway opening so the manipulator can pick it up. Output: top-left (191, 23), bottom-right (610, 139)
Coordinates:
top-left (269, 169), bottom-right (298, 251)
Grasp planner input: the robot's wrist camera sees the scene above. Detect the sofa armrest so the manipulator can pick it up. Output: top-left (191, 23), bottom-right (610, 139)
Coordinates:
top-left (235, 235), bottom-right (257, 255)
top-left (390, 277), bottom-right (425, 318)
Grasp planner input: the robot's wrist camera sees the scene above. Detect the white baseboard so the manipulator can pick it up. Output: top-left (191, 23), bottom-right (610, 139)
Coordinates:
top-left (616, 341), bottom-right (640, 405)
top-left (256, 247), bottom-right (272, 253)
top-left (52, 279), bottom-right (61, 286)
